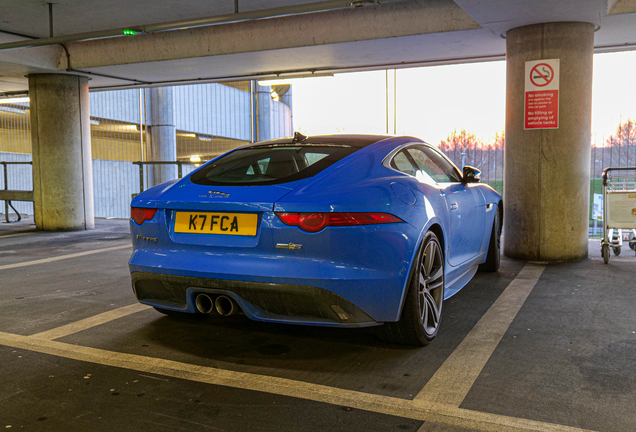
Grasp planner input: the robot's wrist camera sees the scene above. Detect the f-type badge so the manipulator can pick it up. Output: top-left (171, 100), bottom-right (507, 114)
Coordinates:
top-left (199, 191), bottom-right (230, 198)
top-left (276, 243), bottom-right (303, 251)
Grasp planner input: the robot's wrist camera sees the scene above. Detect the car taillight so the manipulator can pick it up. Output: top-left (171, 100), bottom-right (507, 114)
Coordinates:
top-left (276, 212), bottom-right (403, 233)
top-left (131, 207), bottom-right (157, 225)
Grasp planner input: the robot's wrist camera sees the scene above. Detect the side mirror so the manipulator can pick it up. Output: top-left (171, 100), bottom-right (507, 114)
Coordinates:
top-left (463, 166), bottom-right (481, 183)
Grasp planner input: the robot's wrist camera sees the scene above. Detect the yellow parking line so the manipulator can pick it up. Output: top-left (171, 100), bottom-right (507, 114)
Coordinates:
top-left (414, 263), bottom-right (546, 407)
top-left (0, 231), bottom-right (37, 239)
top-left (30, 303), bottom-right (150, 341)
top-left (0, 330), bottom-right (594, 432)
top-left (0, 244), bottom-right (131, 271)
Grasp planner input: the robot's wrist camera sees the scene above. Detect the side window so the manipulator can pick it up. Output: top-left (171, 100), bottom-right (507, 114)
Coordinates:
top-left (305, 152), bottom-right (329, 166)
top-left (257, 158), bottom-right (270, 174)
top-left (408, 147), bottom-right (461, 183)
top-left (390, 150), bottom-right (417, 176)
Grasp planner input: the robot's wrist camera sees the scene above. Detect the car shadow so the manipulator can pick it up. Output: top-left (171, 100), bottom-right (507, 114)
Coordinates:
top-left (132, 256), bottom-right (524, 371)
top-left (62, 254), bottom-right (524, 399)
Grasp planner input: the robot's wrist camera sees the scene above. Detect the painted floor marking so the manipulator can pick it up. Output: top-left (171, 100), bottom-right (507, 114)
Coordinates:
top-left (0, 330), bottom-right (594, 432)
top-left (30, 303), bottom-right (150, 341)
top-left (0, 231), bottom-right (37, 239)
top-left (414, 263), bottom-right (546, 407)
top-left (0, 244), bottom-right (131, 271)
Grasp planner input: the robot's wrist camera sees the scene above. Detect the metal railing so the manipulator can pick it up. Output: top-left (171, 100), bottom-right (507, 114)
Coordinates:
top-left (0, 161), bottom-right (33, 223)
top-left (132, 161), bottom-right (203, 194)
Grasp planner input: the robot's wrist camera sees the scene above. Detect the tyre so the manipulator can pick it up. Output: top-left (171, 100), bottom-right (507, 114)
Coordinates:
top-left (153, 307), bottom-right (208, 320)
top-left (629, 233), bottom-right (636, 251)
top-left (602, 243), bottom-right (609, 264)
top-left (479, 206), bottom-right (501, 272)
top-left (613, 246), bottom-right (621, 256)
top-left (377, 231), bottom-right (444, 346)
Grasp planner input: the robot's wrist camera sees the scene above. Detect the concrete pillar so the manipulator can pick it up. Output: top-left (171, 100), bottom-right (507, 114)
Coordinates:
top-left (256, 84), bottom-right (273, 141)
top-left (504, 22), bottom-right (594, 261)
top-left (28, 74), bottom-right (95, 231)
top-left (149, 87), bottom-right (177, 186)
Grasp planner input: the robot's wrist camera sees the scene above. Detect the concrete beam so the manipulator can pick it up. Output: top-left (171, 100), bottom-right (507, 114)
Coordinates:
top-left (608, 0), bottom-right (636, 15)
top-left (60, 0), bottom-right (480, 70)
top-left (0, 33), bottom-right (65, 74)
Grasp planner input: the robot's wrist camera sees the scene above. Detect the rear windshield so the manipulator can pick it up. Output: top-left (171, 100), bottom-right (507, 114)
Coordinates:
top-left (190, 144), bottom-right (358, 186)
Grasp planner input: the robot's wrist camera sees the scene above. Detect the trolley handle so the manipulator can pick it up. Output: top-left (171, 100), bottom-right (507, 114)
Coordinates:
top-left (602, 166), bottom-right (636, 186)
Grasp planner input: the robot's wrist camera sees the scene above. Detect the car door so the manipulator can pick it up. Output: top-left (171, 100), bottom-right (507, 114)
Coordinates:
top-left (404, 146), bottom-right (486, 266)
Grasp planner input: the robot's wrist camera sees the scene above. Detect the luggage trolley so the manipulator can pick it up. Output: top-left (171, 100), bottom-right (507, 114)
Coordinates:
top-left (601, 167), bottom-right (636, 264)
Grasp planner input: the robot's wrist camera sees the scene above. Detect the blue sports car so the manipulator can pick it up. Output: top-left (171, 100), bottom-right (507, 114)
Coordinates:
top-left (129, 133), bottom-right (502, 345)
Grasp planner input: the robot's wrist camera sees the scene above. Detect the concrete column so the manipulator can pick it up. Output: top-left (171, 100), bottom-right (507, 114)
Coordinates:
top-left (149, 87), bottom-right (177, 186)
top-left (28, 74), bottom-right (95, 231)
top-left (256, 84), bottom-right (273, 141)
top-left (504, 22), bottom-right (594, 261)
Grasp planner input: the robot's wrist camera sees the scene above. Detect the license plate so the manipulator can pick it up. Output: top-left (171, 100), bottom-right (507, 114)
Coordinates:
top-left (174, 212), bottom-right (258, 236)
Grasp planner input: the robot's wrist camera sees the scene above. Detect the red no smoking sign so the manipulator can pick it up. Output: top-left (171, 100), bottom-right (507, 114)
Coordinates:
top-left (530, 63), bottom-right (554, 87)
top-left (525, 59), bottom-right (559, 129)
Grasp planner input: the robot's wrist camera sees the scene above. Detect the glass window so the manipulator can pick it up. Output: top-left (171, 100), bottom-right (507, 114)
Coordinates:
top-left (305, 152), bottom-right (329, 166)
top-left (389, 146), bottom-right (461, 183)
top-left (190, 144), bottom-right (357, 186)
top-left (390, 150), bottom-right (417, 176)
top-left (257, 158), bottom-right (270, 174)
top-left (408, 147), bottom-right (460, 183)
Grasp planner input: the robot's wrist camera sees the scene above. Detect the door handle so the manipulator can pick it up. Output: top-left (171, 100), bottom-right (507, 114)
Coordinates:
top-left (450, 203), bottom-right (458, 211)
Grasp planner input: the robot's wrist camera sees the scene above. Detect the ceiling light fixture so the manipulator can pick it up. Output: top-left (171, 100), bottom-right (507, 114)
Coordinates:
top-left (0, 97), bottom-right (29, 104)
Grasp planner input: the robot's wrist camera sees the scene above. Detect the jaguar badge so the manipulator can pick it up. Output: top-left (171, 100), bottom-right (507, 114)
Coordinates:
top-left (276, 243), bottom-right (303, 251)
top-left (199, 191), bottom-right (230, 198)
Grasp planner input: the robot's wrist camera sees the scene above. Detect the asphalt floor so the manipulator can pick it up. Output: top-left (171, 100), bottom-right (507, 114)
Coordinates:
top-left (1, 216), bottom-right (635, 432)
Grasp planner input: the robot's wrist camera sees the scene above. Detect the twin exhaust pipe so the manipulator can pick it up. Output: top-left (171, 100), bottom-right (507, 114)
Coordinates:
top-left (195, 293), bottom-right (239, 316)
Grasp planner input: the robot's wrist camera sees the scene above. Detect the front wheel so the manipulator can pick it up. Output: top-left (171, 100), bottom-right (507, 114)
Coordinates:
top-left (479, 206), bottom-right (501, 272)
top-left (602, 243), bottom-right (609, 264)
top-left (378, 231), bottom-right (445, 346)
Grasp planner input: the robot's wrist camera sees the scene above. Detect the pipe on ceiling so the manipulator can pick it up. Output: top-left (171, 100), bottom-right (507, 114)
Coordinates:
top-left (0, 0), bottom-right (400, 51)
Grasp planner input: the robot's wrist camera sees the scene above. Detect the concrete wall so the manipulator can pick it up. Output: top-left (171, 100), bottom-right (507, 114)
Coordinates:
top-left (89, 83), bottom-right (259, 141)
top-left (89, 89), bottom-right (142, 125)
top-left (89, 84), bottom-right (290, 142)
top-left (172, 84), bottom-right (252, 141)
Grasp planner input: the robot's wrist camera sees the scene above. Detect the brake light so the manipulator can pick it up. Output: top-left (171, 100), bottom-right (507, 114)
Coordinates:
top-left (131, 207), bottom-right (157, 225)
top-left (276, 212), bottom-right (403, 233)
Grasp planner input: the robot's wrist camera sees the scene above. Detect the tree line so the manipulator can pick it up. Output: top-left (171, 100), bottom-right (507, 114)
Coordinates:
top-left (591, 118), bottom-right (636, 177)
top-left (437, 118), bottom-right (636, 182)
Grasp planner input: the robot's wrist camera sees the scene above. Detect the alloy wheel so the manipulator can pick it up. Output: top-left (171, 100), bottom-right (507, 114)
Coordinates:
top-left (419, 238), bottom-right (444, 336)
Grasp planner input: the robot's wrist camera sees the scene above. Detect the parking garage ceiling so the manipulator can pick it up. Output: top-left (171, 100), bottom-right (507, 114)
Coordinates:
top-left (0, 0), bottom-right (635, 92)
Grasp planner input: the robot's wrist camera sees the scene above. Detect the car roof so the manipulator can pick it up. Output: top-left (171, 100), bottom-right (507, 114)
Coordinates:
top-left (245, 134), bottom-right (407, 149)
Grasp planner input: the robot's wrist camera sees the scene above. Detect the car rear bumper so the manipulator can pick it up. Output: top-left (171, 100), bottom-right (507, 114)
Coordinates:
top-left (131, 271), bottom-right (379, 328)
top-left (129, 210), bottom-right (422, 322)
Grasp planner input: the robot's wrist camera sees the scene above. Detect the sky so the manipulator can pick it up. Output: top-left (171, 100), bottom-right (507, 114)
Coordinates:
top-left (291, 50), bottom-right (636, 147)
